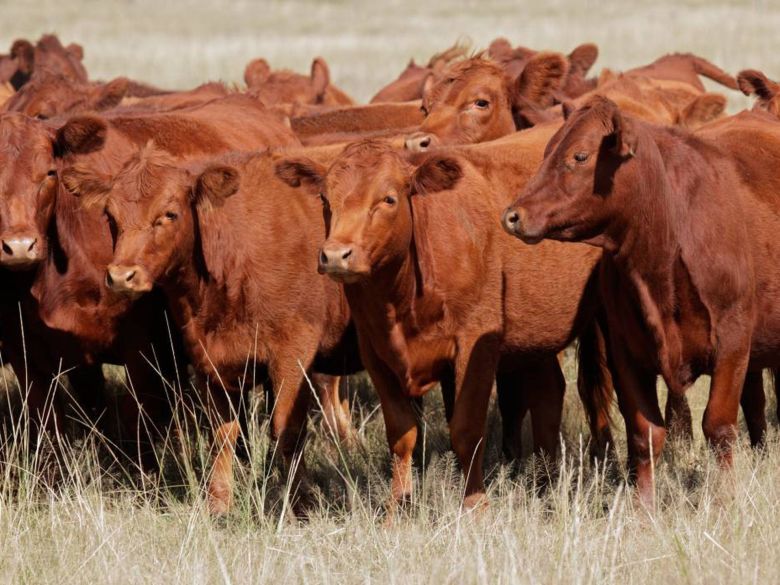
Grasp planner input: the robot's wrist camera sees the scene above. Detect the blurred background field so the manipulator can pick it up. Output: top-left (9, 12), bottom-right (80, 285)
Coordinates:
top-left (1, 0), bottom-right (780, 583)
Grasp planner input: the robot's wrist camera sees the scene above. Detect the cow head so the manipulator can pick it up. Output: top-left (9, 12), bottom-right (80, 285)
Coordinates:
top-left (5, 73), bottom-right (128, 119)
top-left (738, 69), bottom-right (780, 118)
top-left (404, 53), bottom-right (567, 151)
top-left (276, 140), bottom-right (462, 284)
top-left (64, 143), bottom-right (240, 297)
top-left (245, 57), bottom-right (352, 106)
top-left (503, 96), bottom-right (637, 245)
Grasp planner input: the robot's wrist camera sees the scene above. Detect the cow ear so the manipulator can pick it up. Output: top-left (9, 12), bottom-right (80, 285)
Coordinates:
top-left (66, 42), bottom-right (84, 61)
top-left (54, 115), bottom-right (108, 157)
top-left (562, 101), bottom-right (576, 120)
top-left (737, 69), bottom-right (779, 101)
top-left (488, 37), bottom-right (513, 61)
top-left (311, 57), bottom-right (330, 98)
top-left (411, 156), bottom-right (463, 195)
top-left (10, 39), bottom-right (34, 74)
top-left (193, 164), bottom-right (240, 209)
top-left (421, 73), bottom-right (435, 101)
top-left (60, 165), bottom-right (112, 208)
top-left (609, 105), bottom-right (638, 158)
top-left (274, 157), bottom-right (326, 192)
top-left (515, 52), bottom-right (569, 109)
top-left (567, 43), bottom-right (598, 77)
top-left (677, 93), bottom-right (726, 129)
top-left (244, 58), bottom-right (271, 88)
top-left (92, 77), bottom-right (129, 111)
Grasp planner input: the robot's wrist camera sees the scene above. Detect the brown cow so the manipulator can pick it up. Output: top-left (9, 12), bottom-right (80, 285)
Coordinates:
top-left (737, 69), bottom-right (780, 117)
top-left (488, 38), bottom-right (599, 98)
top-left (0, 35), bottom-right (88, 90)
top-left (244, 57), bottom-right (354, 106)
top-left (0, 96), bottom-right (298, 461)
top-left (64, 144), bottom-right (361, 514)
top-left (503, 97), bottom-right (780, 507)
top-left (3, 72), bottom-right (129, 118)
top-left (404, 54), bottom-right (568, 151)
top-left (276, 135), bottom-right (611, 510)
top-left (623, 52), bottom-right (738, 92)
top-left (369, 41), bottom-right (470, 104)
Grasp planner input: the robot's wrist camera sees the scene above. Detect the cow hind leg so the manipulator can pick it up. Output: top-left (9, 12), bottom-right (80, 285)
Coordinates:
top-left (740, 370), bottom-right (766, 448)
top-left (205, 387), bottom-right (241, 516)
top-left (526, 356), bottom-right (566, 461)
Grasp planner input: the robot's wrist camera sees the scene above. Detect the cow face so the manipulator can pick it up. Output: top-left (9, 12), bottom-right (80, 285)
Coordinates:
top-left (61, 145), bottom-right (208, 297)
top-left (503, 96), bottom-right (636, 245)
top-left (404, 53), bottom-right (567, 152)
top-left (5, 74), bottom-right (128, 119)
top-left (246, 57), bottom-right (349, 106)
top-left (276, 141), bottom-right (462, 284)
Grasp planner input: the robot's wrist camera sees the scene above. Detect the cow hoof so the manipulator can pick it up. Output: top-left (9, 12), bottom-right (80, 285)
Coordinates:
top-left (208, 483), bottom-right (233, 516)
top-left (463, 492), bottom-right (488, 512)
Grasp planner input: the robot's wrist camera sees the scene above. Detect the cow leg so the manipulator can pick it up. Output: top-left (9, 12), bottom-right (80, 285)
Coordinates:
top-left (740, 370), bottom-right (766, 448)
top-left (664, 392), bottom-right (693, 443)
top-left (526, 355), bottom-right (566, 460)
top-left (450, 337), bottom-right (499, 509)
top-left (703, 350), bottom-right (749, 467)
top-left (440, 364), bottom-right (455, 423)
top-left (206, 386), bottom-right (241, 516)
top-left (268, 354), bottom-right (314, 513)
top-left (609, 338), bottom-right (665, 510)
top-left (312, 373), bottom-right (354, 445)
top-left (495, 368), bottom-right (528, 464)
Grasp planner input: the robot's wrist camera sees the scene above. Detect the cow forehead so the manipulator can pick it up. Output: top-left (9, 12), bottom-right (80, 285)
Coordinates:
top-left (326, 154), bottom-right (408, 204)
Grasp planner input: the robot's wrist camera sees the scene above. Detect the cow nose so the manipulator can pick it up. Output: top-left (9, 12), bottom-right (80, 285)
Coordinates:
top-left (0, 236), bottom-right (40, 268)
top-left (502, 207), bottom-right (528, 237)
top-left (404, 132), bottom-right (436, 152)
top-left (318, 243), bottom-right (353, 273)
top-left (106, 264), bottom-right (151, 294)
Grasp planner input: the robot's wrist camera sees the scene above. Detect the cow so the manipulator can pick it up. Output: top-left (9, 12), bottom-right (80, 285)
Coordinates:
top-left (622, 52), bottom-right (738, 93)
top-left (0, 96), bottom-right (299, 464)
top-left (488, 38), bottom-right (600, 98)
top-left (502, 96), bottom-right (780, 507)
top-left (0, 35), bottom-right (88, 90)
top-left (404, 54), bottom-right (569, 151)
top-left (3, 72), bottom-right (130, 118)
top-left (244, 57), bottom-right (354, 107)
top-left (404, 55), bottom-right (728, 152)
top-left (276, 135), bottom-right (612, 510)
top-left (737, 69), bottom-right (780, 117)
top-left (63, 144), bottom-right (361, 515)
top-left (369, 41), bottom-right (470, 104)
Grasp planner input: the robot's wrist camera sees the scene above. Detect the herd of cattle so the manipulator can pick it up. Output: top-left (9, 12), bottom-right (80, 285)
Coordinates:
top-left (0, 33), bottom-right (778, 515)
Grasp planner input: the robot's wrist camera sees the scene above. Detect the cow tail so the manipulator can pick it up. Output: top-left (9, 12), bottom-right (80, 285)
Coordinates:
top-left (577, 317), bottom-right (615, 459)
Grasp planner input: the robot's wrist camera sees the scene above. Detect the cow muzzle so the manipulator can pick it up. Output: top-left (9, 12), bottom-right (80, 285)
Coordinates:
top-left (404, 132), bottom-right (438, 152)
top-left (318, 242), bottom-right (363, 282)
top-left (106, 264), bottom-right (153, 295)
top-left (0, 235), bottom-right (41, 269)
top-left (502, 206), bottom-right (544, 245)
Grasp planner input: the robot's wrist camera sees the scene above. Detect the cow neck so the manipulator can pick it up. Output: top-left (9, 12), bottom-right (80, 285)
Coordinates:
top-left (603, 131), bottom-right (696, 386)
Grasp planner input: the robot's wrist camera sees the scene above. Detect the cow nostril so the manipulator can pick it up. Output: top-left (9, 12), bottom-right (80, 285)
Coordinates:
top-left (106, 271), bottom-right (114, 287)
top-left (419, 137), bottom-right (431, 149)
top-left (341, 249), bottom-right (352, 260)
top-left (319, 250), bottom-right (328, 265)
top-left (506, 210), bottom-right (519, 225)
top-left (27, 239), bottom-right (37, 252)
top-left (125, 270), bottom-right (136, 283)
top-left (2, 241), bottom-right (11, 256)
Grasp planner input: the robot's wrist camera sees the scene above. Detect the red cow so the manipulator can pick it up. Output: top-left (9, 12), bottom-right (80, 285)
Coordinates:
top-left (276, 135), bottom-right (611, 510)
top-left (738, 69), bottom-right (780, 117)
top-left (244, 57), bottom-right (354, 106)
top-left (503, 97), bottom-right (780, 506)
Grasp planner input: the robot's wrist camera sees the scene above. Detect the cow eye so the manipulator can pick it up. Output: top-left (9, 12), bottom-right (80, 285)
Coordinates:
top-left (47, 169), bottom-right (57, 177)
top-left (573, 152), bottom-right (589, 163)
top-left (420, 105), bottom-right (429, 117)
top-left (383, 195), bottom-right (397, 205)
top-left (474, 99), bottom-right (489, 109)
top-left (165, 211), bottom-right (178, 221)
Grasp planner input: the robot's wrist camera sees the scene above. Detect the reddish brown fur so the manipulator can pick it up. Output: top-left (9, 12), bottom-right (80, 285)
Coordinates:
top-left (277, 132), bottom-right (608, 508)
top-left (245, 57), bottom-right (354, 106)
top-left (504, 98), bottom-right (780, 506)
top-left (624, 52), bottom-right (738, 92)
top-left (738, 69), bottom-right (780, 118)
top-left (75, 144), bottom-right (359, 514)
top-left (0, 34), bottom-right (88, 91)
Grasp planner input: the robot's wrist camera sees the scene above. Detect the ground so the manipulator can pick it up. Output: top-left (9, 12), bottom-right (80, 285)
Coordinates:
top-left (1, 1), bottom-right (780, 583)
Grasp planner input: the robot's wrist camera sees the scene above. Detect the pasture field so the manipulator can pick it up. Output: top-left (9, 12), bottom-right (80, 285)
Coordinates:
top-left (1, 0), bottom-right (780, 583)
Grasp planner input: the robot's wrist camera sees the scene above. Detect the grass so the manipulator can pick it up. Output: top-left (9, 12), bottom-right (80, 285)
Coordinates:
top-left (1, 0), bottom-right (779, 582)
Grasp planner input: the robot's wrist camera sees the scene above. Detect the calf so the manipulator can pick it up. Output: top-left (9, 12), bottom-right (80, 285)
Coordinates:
top-left (503, 97), bottom-right (780, 506)
top-left (64, 144), bottom-right (360, 514)
top-left (277, 136), bottom-right (609, 509)
top-left (244, 57), bottom-right (354, 106)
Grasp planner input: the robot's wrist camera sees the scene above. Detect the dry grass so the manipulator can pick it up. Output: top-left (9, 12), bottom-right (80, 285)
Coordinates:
top-left (0, 0), bottom-right (779, 583)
